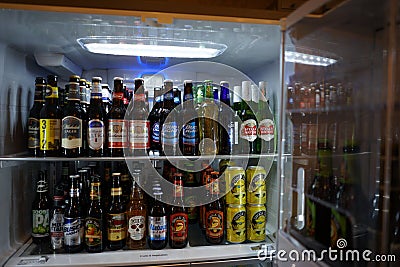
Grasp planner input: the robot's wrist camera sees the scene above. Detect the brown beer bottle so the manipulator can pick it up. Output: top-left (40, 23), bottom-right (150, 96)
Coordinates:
top-left (40, 75), bottom-right (62, 157)
top-left (205, 174), bottom-right (224, 244)
top-left (108, 77), bottom-right (128, 157)
top-left (28, 77), bottom-right (46, 156)
top-left (169, 173), bottom-right (189, 249)
top-left (61, 75), bottom-right (86, 157)
top-left (126, 177), bottom-right (147, 249)
top-left (107, 173), bottom-right (127, 250)
top-left (85, 174), bottom-right (105, 253)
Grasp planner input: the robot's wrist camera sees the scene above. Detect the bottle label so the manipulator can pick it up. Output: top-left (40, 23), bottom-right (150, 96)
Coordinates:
top-left (45, 86), bottom-right (59, 99)
top-left (89, 182), bottom-right (101, 199)
top-left (182, 121), bottom-right (198, 145)
top-left (151, 122), bottom-right (160, 144)
top-left (63, 217), bottom-right (83, 246)
top-left (108, 119), bottom-right (128, 148)
top-left (128, 216), bottom-right (146, 241)
top-left (148, 216), bottom-right (167, 241)
top-left (186, 195), bottom-right (198, 221)
top-left (161, 121), bottom-right (179, 146)
top-left (258, 119), bottom-right (274, 141)
top-left (32, 209), bottom-right (50, 237)
top-left (111, 188), bottom-right (122, 196)
top-left (129, 120), bottom-right (150, 149)
top-left (40, 119), bottom-right (61, 151)
top-left (36, 180), bottom-right (48, 193)
top-left (113, 92), bottom-right (124, 100)
top-left (206, 210), bottom-right (224, 238)
top-left (107, 213), bottom-right (126, 241)
top-left (28, 118), bottom-right (40, 149)
top-left (61, 116), bottom-right (82, 149)
top-left (50, 210), bottom-right (64, 249)
top-left (240, 119), bottom-right (257, 142)
top-left (88, 119), bottom-right (105, 150)
top-left (170, 213), bottom-right (188, 242)
top-left (85, 217), bottom-right (102, 247)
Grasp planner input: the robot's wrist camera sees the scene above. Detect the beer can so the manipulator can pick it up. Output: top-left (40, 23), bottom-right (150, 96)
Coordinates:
top-left (246, 204), bottom-right (267, 242)
top-left (225, 166), bottom-right (246, 205)
top-left (246, 166), bottom-right (267, 205)
top-left (226, 205), bottom-right (246, 243)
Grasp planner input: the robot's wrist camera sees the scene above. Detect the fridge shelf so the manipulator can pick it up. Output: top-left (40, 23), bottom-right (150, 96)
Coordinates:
top-left (0, 153), bottom-right (278, 163)
top-left (4, 238), bottom-right (275, 267)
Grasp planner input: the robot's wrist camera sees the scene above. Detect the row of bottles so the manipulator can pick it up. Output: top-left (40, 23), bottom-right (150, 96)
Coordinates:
top-left (27, 75), bottom-right (275, 158)
top-left (32, 158), bottom-right (270, 253)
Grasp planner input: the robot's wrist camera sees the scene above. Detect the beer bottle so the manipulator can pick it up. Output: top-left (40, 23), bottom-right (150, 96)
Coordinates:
top-left (256, 85), bottom-right (275, 154)
top-left (183, 164), bottom-right (199, 224)
top-left (173, 87), bottom-right (182, 110)
top-left (240, 81), bottom-right (258, 154)
top-left (219, 81), bottom-right (233, 155)
top-left (205, 173), bottom-right (224, 244)
top-left (148, 190), bottom-right (168, 250)
top-left (61, 75), bottom-right (86, 157)
top-left (169, 173), bottom-right (189, 249)
top-left (120, 162), bottom-right (133, 205)
top-left (126, 177), bottom-right (147, 249)
top-left (79, 79), bottom-right (88, 112)
top-left (128, 78), bottom-right (150, 156)
top-left (160, 80), bottom-right (179, 156)
top-left (232, 85), bottom-right (243, 154)
top-left (32, 171), bottom-right (50, 246)
top-left (50, 195), bottom-right (65, 251)
top-left (108, 77), bottom-right (128, 157)
top-left (107, 173), bottom-right (127, 250)
top-left (40, 75), bottom-right (62, 157)
top-left (64, 175), bottom-right (84, 253)
top-left (102, 84), bottom-right (111, 114)
top-left (85, 174), bottom-right (105, 252)
top-left (149, 87), bottom-right (163, 155)
top-left (78, 169), bottom-right (89, 213)
top-left (87, 77), bottom-right (108, 157)
top-left (198, 80), bottom-right (219, 155)
top-left (180, 80), bottom-right (200, 156)
top-left (28, 77), bottom-right (46, 156)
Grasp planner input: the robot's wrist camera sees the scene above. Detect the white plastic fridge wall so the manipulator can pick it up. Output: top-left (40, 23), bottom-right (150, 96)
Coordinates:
top-left (0, 42), bottom-right (48, 265)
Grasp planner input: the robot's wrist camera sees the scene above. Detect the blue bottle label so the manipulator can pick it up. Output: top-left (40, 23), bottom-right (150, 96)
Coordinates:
top-left (182, 121), bottom-right (198, 145)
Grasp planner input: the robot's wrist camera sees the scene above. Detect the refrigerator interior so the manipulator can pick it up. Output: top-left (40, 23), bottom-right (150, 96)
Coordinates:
top-left (279, 0), bottom-right (400, 266)
top-left (0, 7), bottom-right (282, 267)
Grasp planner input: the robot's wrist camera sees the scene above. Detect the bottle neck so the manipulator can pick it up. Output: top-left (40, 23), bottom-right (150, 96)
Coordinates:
top-left (163, 91), bottom-right (175, 110)
top-left (34, 85), bottom-right (45, 103)
top-left (173, 179), bottom-right (184, 199)
top-left (89, 181), bottom-right (101, 202)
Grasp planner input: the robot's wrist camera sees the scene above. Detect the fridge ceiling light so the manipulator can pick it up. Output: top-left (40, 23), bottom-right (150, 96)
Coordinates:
top-left (285, 51), bottom-right (337, 66)
top-left (77, 37), bottom-right (227, 58)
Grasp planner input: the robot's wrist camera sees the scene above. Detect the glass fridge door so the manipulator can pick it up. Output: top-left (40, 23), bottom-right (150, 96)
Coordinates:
top-left (278, 0), bottom-right (400, 266)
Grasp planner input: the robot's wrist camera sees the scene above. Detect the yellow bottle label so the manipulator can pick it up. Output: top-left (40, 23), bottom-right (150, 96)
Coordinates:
top-left (45, 86), bottom-right (59, 99)
top-left (40, 119), bottom-right (61, 151)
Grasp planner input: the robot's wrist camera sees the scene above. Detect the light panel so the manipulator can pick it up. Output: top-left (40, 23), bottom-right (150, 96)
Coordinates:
top-left (77, 37), bottom-right (227, 58)
top-left (285, 51), bottom-right (337, 66)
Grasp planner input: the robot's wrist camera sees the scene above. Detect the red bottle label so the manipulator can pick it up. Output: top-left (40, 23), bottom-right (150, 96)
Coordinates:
top-left (206, 210), bottom-right (224, 238)
top-left (108, 119), bottom-right (128, 148)
top-left (170, 213), bottom-right (188, 242)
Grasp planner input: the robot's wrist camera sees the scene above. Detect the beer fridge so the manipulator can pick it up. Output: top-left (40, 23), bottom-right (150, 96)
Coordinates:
top-left (0, 0), bottom-right (398, 266)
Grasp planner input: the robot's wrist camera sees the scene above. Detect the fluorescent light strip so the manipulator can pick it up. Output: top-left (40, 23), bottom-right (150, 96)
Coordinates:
top-left (83, 43), bottom-right (223, 58)
top-left (285, 51), bottom-right (337, 66)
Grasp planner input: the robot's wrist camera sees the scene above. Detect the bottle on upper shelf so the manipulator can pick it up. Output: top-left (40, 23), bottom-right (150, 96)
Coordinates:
top-left (28, 77), bottom-right (46, 157)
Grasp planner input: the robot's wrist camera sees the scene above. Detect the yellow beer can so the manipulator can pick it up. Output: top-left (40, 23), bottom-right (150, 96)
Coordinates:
top-left (226, 205), bottom-right (246, 243)
top-left (225, 166), bottom-right (246, 205)
top-left (246, 204), bottom-right (267, 242)
top-left (246, 166), bottom-right (267, 205)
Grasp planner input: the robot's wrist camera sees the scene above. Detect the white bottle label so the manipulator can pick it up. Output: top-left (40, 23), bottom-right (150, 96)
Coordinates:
top-left (148, 216), bottom-right (167, 241)
top-left (61, 116), bottom-right (82, 149)
top-left (129, 120), bottom-right (150, 149)
top-left (258, 119), bottom-right (274, 141)
top-left (63, 217), bottom-right (83, 246)
top-left (240, 119), bottom-right (257, 142)
top-left (108, 119), bottom-right (128, 148)
top-left (128, 216), bottom-right (146, 240)
top-left (88, 119), bottom-right (105, 150)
